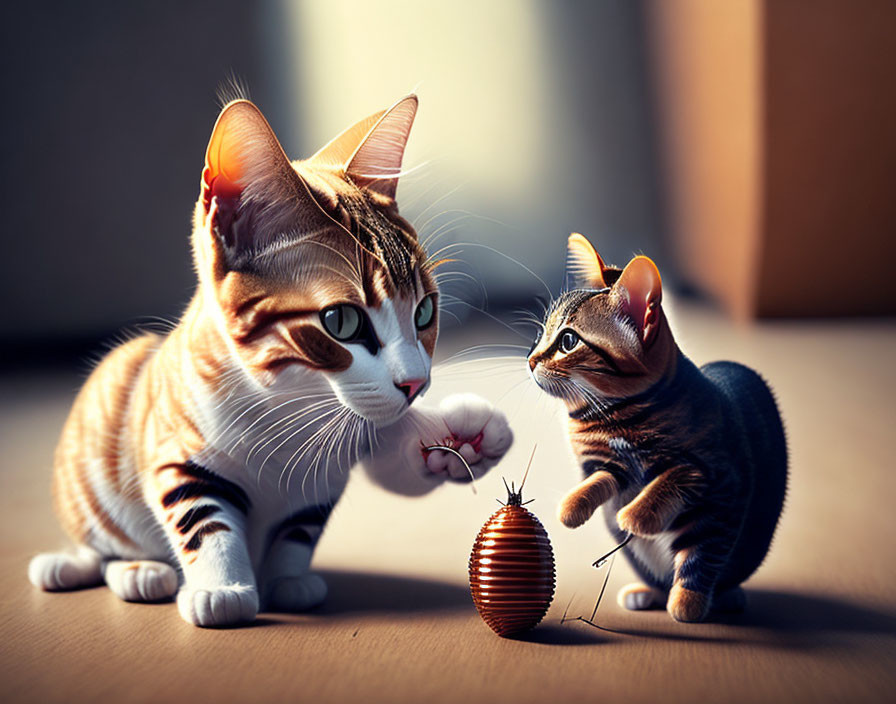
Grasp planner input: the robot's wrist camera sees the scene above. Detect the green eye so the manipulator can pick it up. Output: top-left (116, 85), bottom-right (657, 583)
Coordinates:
top-left (321, 304), bottom-right (362, 341)
top-left (415, 295), bottom-right (436, 330)
top-left (559, 329), bottom-right (579, 353)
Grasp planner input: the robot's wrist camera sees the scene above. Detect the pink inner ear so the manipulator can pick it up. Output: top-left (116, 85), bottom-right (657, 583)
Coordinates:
top-left (615, 256), bottom-right (662, 341)
top-left (202, 165), bottom-right (242, 213)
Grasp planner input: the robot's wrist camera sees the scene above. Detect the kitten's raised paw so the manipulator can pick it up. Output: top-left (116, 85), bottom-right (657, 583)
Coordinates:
top-left (558, 494), bottom-right (596, 528)
top-left (618, 582), bottom-right (666, 610)
top-left (104, 560), bottom-right (178, 602)
top-left (28, 549), bottom-right (103, 591)
top-left (615, 503), bottom-right (664, 537)
top-left (177, 584), bottom-right (259, 627)
top-left (667, 584), bottom-right (710, 622)
top-left (265, 573), bottom-right (327, 612)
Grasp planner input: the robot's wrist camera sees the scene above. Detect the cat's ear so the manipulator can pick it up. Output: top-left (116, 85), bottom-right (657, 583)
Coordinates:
top-left (201, 100), bottom-right (325, 259)
top-left (615, 256), bottom-right (663, 345)
top-left (567, 233), bottom-right (609, 289)
top-left (203, 100), bottom-right (289, 206)
top-left (309, 95), bottom-right (418, 200)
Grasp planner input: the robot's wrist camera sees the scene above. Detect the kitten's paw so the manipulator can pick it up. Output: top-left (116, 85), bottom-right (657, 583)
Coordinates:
top-left (265, 573), bottom-right (327, 612)
top-left (104, 560), bottom-right (178, 602)
top-left (177, 583), bottom-right (259, 627)
top-left (667, 584), bottom-right (710, 623)
top-left (617, 583), bottom-right (666, 610)
top-left (28, 549), bottom-right (103, 591)
top-left (426, 394), bottom-right (513, 480)
top-left (616, 503), bottom-right (665, 537)
top-left (558, 493), bottom-right (596, 528)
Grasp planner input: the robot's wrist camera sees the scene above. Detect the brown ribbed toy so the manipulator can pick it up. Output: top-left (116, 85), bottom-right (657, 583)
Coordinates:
top-left (469, 477), bottom-right (555, 637)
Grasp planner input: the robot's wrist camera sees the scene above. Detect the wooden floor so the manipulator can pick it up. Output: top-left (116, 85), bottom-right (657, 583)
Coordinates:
top-left (2, 300), bottom-right (895, 704)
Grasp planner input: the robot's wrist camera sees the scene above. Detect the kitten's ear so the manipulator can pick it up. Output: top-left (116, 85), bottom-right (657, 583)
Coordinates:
top-left (201, 100), bottom-right (324, 258)
top-left (567, 233), bottom-right (609, 289)
top-left (615, 256), bottom-right (663, 345)
top-left (310, 95), bottom-right (418, 200)
top-left (203, 100), bottom-right (289, 206)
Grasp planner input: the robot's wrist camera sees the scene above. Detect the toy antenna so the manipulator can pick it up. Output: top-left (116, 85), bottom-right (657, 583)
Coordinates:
top-left (519, 444), bottom-right (537, 493)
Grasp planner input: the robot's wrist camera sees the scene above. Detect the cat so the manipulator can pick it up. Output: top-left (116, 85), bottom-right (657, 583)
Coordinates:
top-left (28, 94), bottom-right (513, 627)
top-left (527, 233), bottom-right (787, 622)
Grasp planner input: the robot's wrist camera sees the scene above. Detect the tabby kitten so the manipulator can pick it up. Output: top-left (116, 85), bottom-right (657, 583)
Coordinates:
top-left (29, 95), bottom-right (512, 627)
top-left (528, 233), bottom-right (786, 622)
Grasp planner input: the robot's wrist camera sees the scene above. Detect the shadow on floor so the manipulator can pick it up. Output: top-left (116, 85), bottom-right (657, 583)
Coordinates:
top-left (314, 569), bottom-right (607, 645)
top-left (723, 588), bottom-right (896, 643)
top-left (315, 569), bottom-right (472, 615)
top-left (581, 588), bottom-right (896, 650)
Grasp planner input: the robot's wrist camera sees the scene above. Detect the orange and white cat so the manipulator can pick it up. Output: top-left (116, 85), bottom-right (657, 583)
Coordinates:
top-left (29, 94), bottom-right (512, 627)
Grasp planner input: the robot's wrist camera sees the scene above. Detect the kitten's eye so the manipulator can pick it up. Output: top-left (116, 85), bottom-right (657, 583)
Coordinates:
top-left (415, 295), bottom-right (436, 331)
top-left (558, 329), bottom-right (580, 354)
top-left (320, 304), bottom-right (363, 341)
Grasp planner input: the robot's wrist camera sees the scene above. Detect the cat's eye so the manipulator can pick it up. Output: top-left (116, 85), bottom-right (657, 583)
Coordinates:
top-left (558, 329), bottom-right (580, 354)
top-left (320, 304), bottom-right (363, 341)
top-left (415, 295), bottom-right (436, 330)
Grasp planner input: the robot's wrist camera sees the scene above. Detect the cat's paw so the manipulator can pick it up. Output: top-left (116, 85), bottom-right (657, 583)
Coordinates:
top-left (105, 560), bottom-right (178, 602)
top-left (424, 394), bottom-right (513, 481)
top-left (616, 502), bottom-right (665, 537)
top-left (667, 584), bottom-right (710, 623)
top-left (177, 583), bottom-right (259, 627)
top-left (28, 549), bottom-right (103, 591)
top-left (617, 582), bottom-right (666, 610)
top-left (558, 493), bottom-right (596, 528)
top-left (265, 573), bottom-right (327, 612)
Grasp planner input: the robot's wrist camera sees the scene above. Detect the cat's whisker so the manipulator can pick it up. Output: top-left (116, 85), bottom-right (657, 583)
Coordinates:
top-left (224, 393), bottom-right (337, 455)
top-left (297, 408), bottom-right (350, 500)
top-left (427, 241), bottom-right (553, 301)
top-left (437, 298), bottom-right (533, 342)
top-left (416, 198), bottom-right (471, 242)
top-left (265, 405), bottom-right (345, 488)
top-left (246, 398), bottom-right (342, 466)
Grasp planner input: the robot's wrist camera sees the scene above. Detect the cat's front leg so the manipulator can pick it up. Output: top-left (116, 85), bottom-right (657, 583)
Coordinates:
top-left (558, 467), bottom-right (623, 528)
top-left (616, 464), bottom-right (703, 537)
top-left (362, 393), bottom-right (513, 496)
top-left (259, 505), bottom-right (332, 612)
top-left (668, 519), bottom-right (739, 622)
top-left (151, 461), bottom-right (259, 627)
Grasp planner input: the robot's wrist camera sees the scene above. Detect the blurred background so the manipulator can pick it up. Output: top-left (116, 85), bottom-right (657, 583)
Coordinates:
top-left (5, 0), bottom-right (893, 368)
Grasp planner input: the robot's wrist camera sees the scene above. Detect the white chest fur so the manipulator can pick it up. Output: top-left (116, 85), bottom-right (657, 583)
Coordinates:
top-left (628, 530), bottom-right (680, 585)
top-left (188, 367), bottom-right (366, 516)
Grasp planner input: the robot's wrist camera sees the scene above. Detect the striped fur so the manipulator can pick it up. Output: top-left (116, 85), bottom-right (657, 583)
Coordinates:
top-left (529, 234), bottom-right (787, 622)
top-left (29, 95), bottom-right (513, 627)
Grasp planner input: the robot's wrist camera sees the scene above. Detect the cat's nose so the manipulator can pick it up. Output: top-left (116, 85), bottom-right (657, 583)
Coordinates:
top-left (528, 356), bottom-right (537, 371)
top-left (395, 378), bottom-right (426, 402)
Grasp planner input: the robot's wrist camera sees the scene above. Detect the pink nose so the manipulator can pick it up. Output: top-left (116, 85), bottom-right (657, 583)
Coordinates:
top-left (396, 378), bottom-right (426, 401)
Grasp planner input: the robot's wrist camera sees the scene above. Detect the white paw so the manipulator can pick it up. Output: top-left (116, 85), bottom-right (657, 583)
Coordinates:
top-left (177, 584), bottom-right (259, 627)
top-left (265, 573), bottom-right (328, 612)
top-left (28, 550), bottom-right (103, 591)
top-left (426, 394), bottom-right (513, 480)
top-left (105, 560), bottom-right (178, 602)
top-left (617, 583), bottom-right (666, 611)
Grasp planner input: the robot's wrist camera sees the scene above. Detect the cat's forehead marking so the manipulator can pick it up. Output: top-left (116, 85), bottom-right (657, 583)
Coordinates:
top-left (549, 289), bottom-right (608, 327)
top-left (333, 193), bottom-right (421, 304)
